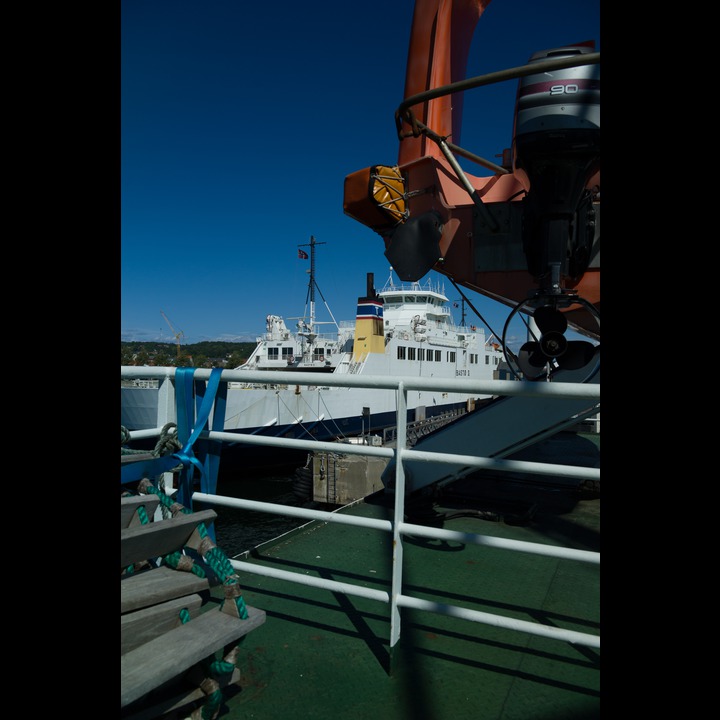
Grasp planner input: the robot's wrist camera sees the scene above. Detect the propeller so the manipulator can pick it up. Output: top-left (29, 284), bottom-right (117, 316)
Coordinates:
top-left (517, 305), bottom-right (598, 380)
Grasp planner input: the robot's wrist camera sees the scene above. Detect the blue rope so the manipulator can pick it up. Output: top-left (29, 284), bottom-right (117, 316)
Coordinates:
top-left (175, 368), bottom-right (223, 507)
top-left (121, 368), bottom-right (224, 491)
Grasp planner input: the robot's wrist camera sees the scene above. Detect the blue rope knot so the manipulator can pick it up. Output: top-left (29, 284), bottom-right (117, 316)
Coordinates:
top-left (170, 447), bottom-right (205, 477)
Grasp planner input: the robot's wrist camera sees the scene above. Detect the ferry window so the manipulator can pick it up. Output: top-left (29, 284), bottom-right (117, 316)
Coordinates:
top-left (449, 351), bottom-right (456, 362)
top-left (426, 350), bottom-right (432, 362)
top-left (418, 348), bottom-right (425, 361)
top-left (397, 346), bottom-right (406, 360)
top-left (268, 348), bottom-right (279, 359)
top-left (485, 355), bottom-right (489, 364)
top-left (404, 296), bottom-right (415, 302)
top-left (408, 347), bottom-right (416, 360)
top-left (282, 347), bottom-right (293, 359)
top-left (435, 350), bottom-right (441, 361)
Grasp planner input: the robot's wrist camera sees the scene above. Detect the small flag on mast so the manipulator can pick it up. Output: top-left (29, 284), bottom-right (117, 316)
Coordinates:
top-left (298, 249), bottom-right (308, 259)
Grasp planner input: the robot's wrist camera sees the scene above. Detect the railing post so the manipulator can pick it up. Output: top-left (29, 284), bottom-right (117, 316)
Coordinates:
top-left (156, 373), bottom-right (177, 491)
top-left (388, 381), bottom-right (408, 675)
top-left (156, 372), bottom-right (175, 429)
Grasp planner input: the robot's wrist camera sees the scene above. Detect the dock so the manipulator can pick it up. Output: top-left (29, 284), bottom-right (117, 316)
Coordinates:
top-left (305, 407), bottom-right (482, 504)
top-left (307, 422), bottom-right (600, 506)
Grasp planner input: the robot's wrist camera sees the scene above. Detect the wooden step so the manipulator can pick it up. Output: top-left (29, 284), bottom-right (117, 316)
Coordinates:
top-left (121, 667), bottom-right (242, 720)
top-left (121, 566), bottom-right (210, 614)
top-left (121, 495), bottom-right (161, 529)
top-left (121, 605), bottom-right (266, 708)
top-left (121, 593), bottom-right (204, 654)
top-left (120, 509), bottom-right (217, 569)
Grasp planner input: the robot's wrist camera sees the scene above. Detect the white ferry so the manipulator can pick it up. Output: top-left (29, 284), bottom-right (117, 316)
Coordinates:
top-left (120, 262), bottom-right (509, 445)
top-left (219, 268), bottom-right (508, 440)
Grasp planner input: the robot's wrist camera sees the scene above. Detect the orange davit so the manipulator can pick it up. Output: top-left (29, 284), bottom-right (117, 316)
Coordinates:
top-left (344, 0), bottom-right (600, 378)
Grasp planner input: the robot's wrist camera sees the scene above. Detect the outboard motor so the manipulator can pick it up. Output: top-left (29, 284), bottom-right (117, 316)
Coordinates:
top-left (513, 44), bottom-right (599, 291)
top-left (508, 44), bottom-right (600, 381)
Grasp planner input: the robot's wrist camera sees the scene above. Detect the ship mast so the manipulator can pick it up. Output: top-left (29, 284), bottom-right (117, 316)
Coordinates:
top-left (296, 235), bottom-right (341, 350)
top-left (309, 235), bottom-right (322, 332)
top-left (298, 235), bottom-right (325, 340)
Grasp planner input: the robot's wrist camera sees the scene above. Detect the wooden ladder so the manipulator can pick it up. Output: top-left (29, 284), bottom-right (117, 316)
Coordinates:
top-left (120, 494), bottom-right (265, 718)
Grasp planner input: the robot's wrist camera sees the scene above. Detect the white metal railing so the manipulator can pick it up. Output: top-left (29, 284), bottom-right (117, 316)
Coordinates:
top-left (121, 365), bottom-right (600, 652)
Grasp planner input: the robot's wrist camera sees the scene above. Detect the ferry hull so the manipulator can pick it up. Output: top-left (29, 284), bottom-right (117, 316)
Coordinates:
top-left (121, 387), bottom-right (160, 430)
top-left (120, 383), bottom-right (475, 472)
top-left (121, 383), bottom-right (478, 438)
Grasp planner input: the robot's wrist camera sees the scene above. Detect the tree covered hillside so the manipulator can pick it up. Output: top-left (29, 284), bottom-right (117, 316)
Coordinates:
top-left (121, 341), bottom-right (256, 368)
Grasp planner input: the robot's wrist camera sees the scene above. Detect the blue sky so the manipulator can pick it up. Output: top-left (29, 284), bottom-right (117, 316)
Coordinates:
top-left (121, 0), bottom-right (600, 347)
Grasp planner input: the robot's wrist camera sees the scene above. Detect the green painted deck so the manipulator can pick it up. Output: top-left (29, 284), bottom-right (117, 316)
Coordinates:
top-left (205, 455), bottom-right (600, 720)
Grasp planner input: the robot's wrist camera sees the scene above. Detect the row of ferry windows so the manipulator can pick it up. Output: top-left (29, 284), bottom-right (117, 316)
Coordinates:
top-left (384, 295), bottom-right (443, 305)
top-left (396, 347), bottom-right (497, 365)
top-left (267, 348), bottom-right (331, 359)
top-left (266, 346), bottom-right (499, 366)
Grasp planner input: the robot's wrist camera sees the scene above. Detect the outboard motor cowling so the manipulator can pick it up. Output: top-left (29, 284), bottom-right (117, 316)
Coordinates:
top-left (512, 45), bottom-right (600, 293)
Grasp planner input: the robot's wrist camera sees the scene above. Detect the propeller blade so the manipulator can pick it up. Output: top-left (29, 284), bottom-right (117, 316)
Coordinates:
top-left (517, 341), bottom-right (548, 379)
top-left (557, 341), bottom-right (599, 370)
top-left (533, 305), bottom-right (567, 335)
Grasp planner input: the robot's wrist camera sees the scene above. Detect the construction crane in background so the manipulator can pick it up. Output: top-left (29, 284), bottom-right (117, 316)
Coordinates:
top-left (160, 310), bottom-right (189, 364)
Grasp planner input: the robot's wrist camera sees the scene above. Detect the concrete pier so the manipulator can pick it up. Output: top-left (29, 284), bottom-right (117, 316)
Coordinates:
top-left (311, 447), bottom-right (390, 505)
